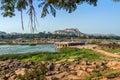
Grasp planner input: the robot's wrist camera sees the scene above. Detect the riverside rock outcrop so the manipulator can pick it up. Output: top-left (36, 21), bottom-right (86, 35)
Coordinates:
top-left (0, 59), bottom-right (120, 80)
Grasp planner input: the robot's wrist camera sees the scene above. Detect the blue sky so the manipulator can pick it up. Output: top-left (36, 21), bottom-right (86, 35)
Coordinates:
top-left (0, 0), bottom-right (120, 35)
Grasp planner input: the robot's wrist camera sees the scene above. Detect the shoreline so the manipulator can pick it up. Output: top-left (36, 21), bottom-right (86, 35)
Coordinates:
top-left (0, 43), bottom-right (54, 45)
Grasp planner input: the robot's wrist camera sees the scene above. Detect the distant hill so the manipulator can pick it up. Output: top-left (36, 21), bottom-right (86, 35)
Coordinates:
top-left (0, 31), bottom-right (7, 36)
top-left (51, 28), bottom-right (84, 37)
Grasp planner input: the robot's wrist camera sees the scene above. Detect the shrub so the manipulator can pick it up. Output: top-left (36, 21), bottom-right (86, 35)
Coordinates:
top-left (17, 63), bottom-right (48, 80)
top-left (86, 72), bottom-right (102, 80)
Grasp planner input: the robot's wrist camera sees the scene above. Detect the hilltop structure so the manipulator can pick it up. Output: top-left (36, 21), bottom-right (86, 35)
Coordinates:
top-left (52, 28), bottom-right (84, 36)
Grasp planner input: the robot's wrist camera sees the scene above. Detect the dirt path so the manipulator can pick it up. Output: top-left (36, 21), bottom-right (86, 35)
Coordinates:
top-left (92, 49), bottom-right (120, 58)
top-left (72, 45), bottom-right (120, 58)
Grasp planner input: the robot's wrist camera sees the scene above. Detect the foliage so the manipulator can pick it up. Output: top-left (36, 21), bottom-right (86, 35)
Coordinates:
top-left (88, 35), bottom-right (120, 40)
top-left (0, 47), bottom-right (103, 62)
top-left (0, 0), bottom-right (119, 32)
top-left (21, 48), bottom-right (104, 62)
top-left (88, 40), bottom-right (101, 45)
top-left (107, 72), bottom-right (120, 79)
top-left (85, 72), bottom-right (102, 80)
top-left (100, 43), bottom-right (120, 53)
top-left (0, 0), bottom-right (97, 31)
top-left (1, 32), bottom-right (120, 40)
top-left (0, 32), bottom-right (78, 39)
top-left (17, 63), bottom-right (48, 80)
top-left (104, 69), bottom-right (120, 79)
top-left (99, 43), bottom-right (120, 49)
top-left (102, 48), bottom-right (120, 53)
top-left (0, 0), bottom-right (97, 17)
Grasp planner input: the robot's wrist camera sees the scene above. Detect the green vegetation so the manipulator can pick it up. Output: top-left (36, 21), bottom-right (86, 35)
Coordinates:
top-left (88, 40), bottom-right (101, 45)
top-left (1, 32), bottom-right (120, 40)
top-left (85, 72), bottom-right (102, 80)
top-left (0, 32), bottom-right (78, 39)
top-left (0, 0), bottom-right (97, 31)
top-left (86, 69), bottom-right (120, 80)
top-left (29, 43), bottom-right (36, 46)
top-left (0, 47), bottom-right (103, 62)
top-left (107, 72), bottom-right (120, 79)
top-left (17, 63), bottom-right (48, 80)
top-left (102, 48), bottom-right (120, 53)
top-left (104, 69), bottom-right (120, 79)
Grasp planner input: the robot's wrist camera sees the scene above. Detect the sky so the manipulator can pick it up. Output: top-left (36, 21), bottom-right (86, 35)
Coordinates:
top-left (0, 0), bottom-right (120, 35)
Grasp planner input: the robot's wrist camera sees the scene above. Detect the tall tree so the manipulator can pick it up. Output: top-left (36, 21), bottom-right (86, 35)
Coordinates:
top-left (0, 0), bottom-right (98, 32)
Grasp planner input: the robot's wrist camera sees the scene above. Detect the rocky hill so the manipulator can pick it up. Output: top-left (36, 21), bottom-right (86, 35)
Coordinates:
top-left (52, 28), bottom-right (84, 37)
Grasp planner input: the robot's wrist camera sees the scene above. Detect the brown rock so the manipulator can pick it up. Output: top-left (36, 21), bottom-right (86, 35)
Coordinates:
top-left (65, 74), bottom-right (81, 80)
top-left (74, 64), bottom-right (81, 70)
top-left (46, 72), bottom-right (68, 80)
top-left (92, 77), bottom-right (107, 80)
top-left (15, 68), bottom-right (26, 76)
top-left (8, 75), bottom-right (16, 80)
top-left (87, 68), bottom-right (94, 73)
top-left (81, 60), bottom-right (90, 65)
top-left (106, 61), bottom-right (120, 69)
top-left (46, 71), bottom-right (57, 76)
top-left (54, 72), bottom-right (68, 79)
top-left (54, 64), bottom-right (61, 71)
top-left (77, 70), bottom-right (90, 79)
top-left (51, 77), bottom-right (59, 80)
top-left (80, 65), bottom-right (87, 71)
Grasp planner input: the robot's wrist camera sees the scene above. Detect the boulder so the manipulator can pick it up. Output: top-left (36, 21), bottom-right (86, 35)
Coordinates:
top-left (106, 61), bottom-right (120, 69)
top-left (8, 75), bottom-right (16, 80)
top-left (87, 68), bottom-right (94, 73)
top-left (15, 68), bottom-right (26, 76)
top-left (47, 63), bottom-right (55, 71)
top-left (65, 74), bottom-right (81, 80)
top-left (54, 63), bottom-right (61, 71)
top-left (76, 70), bottom-right (90, 79)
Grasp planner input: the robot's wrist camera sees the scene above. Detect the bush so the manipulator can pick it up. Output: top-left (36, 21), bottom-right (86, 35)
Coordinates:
top-left (102, 48), bottom-right (120, 53)
top-left (86, 72), bottom-right (102, 80)
top-left (17, 63), bottom-right (48, 80)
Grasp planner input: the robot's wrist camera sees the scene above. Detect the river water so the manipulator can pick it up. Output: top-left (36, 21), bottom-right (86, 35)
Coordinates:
top-left (0, 44), bottom-right (56, 54)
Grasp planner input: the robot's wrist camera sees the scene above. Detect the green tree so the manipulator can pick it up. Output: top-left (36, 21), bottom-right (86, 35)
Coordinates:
top-left (0, 0), bottom-right (98, 32)
top-left (1, 0), bottom-right (118, 32)
top-left (0, 0), bottom-right (97, 17)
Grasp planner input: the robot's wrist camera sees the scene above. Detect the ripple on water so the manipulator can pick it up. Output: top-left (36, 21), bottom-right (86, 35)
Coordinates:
top-left (0, 44), bottom-right (55, 54)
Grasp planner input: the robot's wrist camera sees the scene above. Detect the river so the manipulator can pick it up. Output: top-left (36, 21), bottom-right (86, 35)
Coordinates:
top-left (0, 44), bottom-right (56, 54)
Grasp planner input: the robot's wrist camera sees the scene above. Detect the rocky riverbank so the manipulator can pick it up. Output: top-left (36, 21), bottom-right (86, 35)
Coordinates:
top-left (0, 59), bottom-right (120, 80)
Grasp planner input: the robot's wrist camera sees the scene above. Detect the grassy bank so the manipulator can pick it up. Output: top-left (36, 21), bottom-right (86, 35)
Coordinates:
top-left (102, 48), bottom-right (120, 53)
top-left (0, 47), bottom-right (103, 62)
